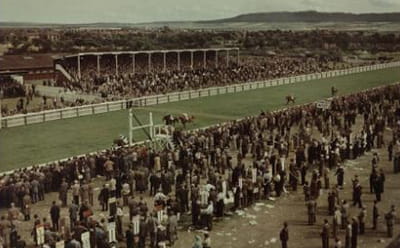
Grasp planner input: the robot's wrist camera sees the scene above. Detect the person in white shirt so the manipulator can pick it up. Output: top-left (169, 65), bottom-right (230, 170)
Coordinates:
top-left (201, 201), bottom-right (214, 231)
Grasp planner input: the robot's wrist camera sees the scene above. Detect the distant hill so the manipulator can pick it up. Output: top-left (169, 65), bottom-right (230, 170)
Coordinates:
top-left (2, 11), bottom-right (400, 29)
top-left (203, 11), bottom-right (400, 23)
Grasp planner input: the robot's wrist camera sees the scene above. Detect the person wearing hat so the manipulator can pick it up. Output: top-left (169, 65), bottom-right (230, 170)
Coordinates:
top-left (352, 179), bottom-right (363, 208)
top-left (59, 178), bottom-right (69, 207)
top-left (335, 165), bottom-right (344, 189)
top-left (321, 219), bottom-right (330, 248)
top-left (98, 184), bottom-right (109, 212)
top-left (279, 222), bottom-right (289, 248)
top-left (71, 180), bottom-right (80, 205)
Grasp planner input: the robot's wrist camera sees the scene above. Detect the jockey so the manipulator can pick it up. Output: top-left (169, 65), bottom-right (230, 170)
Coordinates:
top-left (182, 113), bottom-right (189, 121)
top-left (119, 135), bottom-right (128, 144)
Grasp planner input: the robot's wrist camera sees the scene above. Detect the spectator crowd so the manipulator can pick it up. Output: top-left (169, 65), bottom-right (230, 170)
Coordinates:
top-left (1, 82), bottom-right (400, 247)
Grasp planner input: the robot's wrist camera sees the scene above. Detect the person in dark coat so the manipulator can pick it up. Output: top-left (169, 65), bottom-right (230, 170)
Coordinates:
top-left (369, 169), bottom-right (378, 193)
top-left (139, 216), bottom-right (148, 248)
top-left (373, 175), bottom-right (383, 202)
top-left (351, 217), bottom-right (359, 248)
top-left (192, 199), bottom-right (201, 228)
top-left (372, 200), bottom-right (379, 230)
top-left (335, 165), bottom-right (344, 188)
top-left (352, 182), bottom-right (363, 208)
top-left (147, 214), bottom-right (157, 248)
top-left (280, 222), bottom-right (289, 248)
top-left (50, 201), bottom-right (60, 231)
top-left (98, 184), bottom-right (109, 211)
top-left (378, 169), bottom-right (385, 193)
top-left (125, 226), bottom-right (134, 248)
top-left (321, 219), bottom-right (330, 248)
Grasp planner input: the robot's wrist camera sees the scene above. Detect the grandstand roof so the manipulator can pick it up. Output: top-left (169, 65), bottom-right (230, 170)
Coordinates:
top-left (61, 47), bottom-right (239, 58)
top-left (0, 54), bottom-right (56, 72)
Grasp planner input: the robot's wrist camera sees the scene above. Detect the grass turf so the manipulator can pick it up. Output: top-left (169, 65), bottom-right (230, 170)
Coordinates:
top-left (1, 67), bottom-right (400, 171)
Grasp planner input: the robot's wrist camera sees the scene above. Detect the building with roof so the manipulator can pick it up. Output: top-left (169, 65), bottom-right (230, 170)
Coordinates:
top-left (0, 54), bottom-right (57, 81)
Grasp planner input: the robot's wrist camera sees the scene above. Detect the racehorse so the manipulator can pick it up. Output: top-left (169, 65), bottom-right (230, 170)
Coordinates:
top-left (163, 114), bottom-right (179, 126)
top-left (331, 86), bottom-right (338, 97)
top-left (179, 114), bottom-right (195, 128)
top-left (286, 95), bottom-right (296, 105)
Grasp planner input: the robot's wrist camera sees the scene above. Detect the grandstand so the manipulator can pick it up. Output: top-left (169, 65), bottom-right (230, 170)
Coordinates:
top-left (55, 48), bottom-right (240, 80)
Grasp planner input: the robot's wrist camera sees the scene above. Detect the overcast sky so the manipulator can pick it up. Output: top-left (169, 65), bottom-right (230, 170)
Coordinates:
top-left (1, 0), bottom-right (399, 24)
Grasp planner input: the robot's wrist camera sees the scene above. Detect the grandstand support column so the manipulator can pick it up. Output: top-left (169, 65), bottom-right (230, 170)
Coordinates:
top-left (115, 54), bottom-right (119, 76)
top-left (148, 53), bottom-right (152, 72)
top-left (163, 52), bottom-right (167, 72)
top-left (132, 54), bottom-right (135, 74)
top-left (190, 51), bottom-right (194, 69)
top-left (226, 50), bottom-right (229, 67)
top-left (203, 51), bottom-right (207, 69)
top-left (97, 55), bottom-right (100, 75)
top-left (77, 55), bottom-right (81, 79)
top-left (237, 49), bottom-right (240, 65)
top-left (215, 50), bottom-right (218, 68)
top-left (177, 52), bottom-right (181, 71)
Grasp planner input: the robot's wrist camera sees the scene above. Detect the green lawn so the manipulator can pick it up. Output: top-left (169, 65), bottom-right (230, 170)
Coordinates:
top-left (1, 67), bottom-right (400, 171)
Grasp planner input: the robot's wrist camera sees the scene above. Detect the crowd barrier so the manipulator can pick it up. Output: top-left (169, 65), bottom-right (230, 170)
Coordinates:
top-left (1, 61), bottom-right (400, 129)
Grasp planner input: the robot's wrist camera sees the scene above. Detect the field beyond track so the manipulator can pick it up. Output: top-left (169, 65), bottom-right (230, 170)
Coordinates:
top-left (1, 67), bottom-right (400, 171)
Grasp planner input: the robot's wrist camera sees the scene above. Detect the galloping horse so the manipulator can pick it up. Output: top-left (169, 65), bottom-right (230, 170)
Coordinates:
top-left (331, 86), bottom-right (338, 97)
top-left (286, 95), bottom-right (296, 105)
top-left (179, 113), bottom-right (195, 128)
top-left (163, 114), bottom-right (179, 126)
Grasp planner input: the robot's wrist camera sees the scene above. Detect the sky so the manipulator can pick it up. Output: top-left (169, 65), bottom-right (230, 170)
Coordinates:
top-left (1, 0), bottom-right (399, 24)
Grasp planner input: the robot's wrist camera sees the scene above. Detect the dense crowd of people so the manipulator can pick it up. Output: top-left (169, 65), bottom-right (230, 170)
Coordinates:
top-left (56, 55), bottom-right (352, 99)
top-left (1, 82), bottom-right (400, 247)
top-left (0, 77), bottom-right (26, 99)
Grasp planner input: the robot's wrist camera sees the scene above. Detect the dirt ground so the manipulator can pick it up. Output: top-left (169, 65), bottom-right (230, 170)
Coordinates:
top-left (2, 118), bottom-right (400, 248)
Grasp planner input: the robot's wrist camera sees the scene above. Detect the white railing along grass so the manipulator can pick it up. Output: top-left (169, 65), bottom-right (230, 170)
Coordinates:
top-left (1, 61), bottom-right (399, 128)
